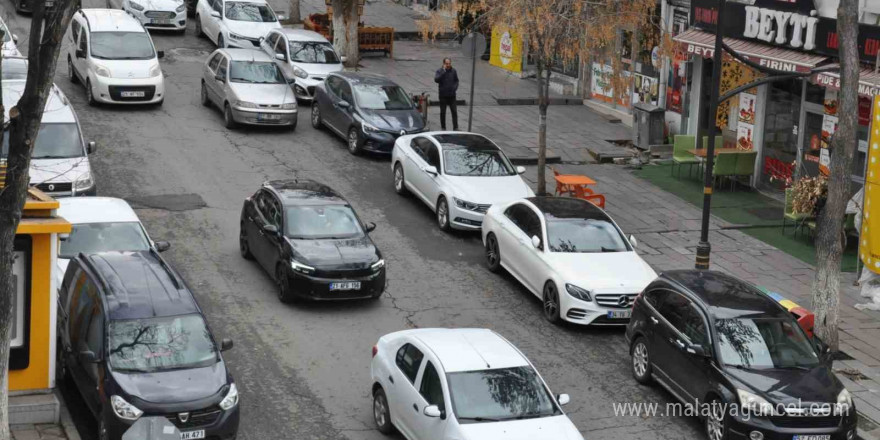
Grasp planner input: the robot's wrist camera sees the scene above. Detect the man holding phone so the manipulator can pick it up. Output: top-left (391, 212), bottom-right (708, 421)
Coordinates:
top-left (434, 57), bottom-right (459, 131)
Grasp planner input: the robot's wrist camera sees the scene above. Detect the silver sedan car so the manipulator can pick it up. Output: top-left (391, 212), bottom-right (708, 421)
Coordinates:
top-left (201, 48), bottom-right (298, 129)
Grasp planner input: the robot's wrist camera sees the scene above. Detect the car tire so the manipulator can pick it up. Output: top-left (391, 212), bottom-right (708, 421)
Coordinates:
top-left (224, 103), bottom-right (237, 129)
top-left (393, 163), bottom-right (407, 195)
top-left (86, 80), bottom-right (97, 107)
top-left (67, 57), bottom-right (78, 84)
top-left (276, 265), bottom-right (295, 303)
top-left (218, 34), bottom-right (226, 48)
top-left (239, 225), bottom-right (254, 260)
top-left (436, 196), bottom-right (451, 232)
top-left (542, 281), bottom-right (562, 324)
top-left (631, 337), bottom-right (652, 384)
top-left (200, 81), bottom-right (210, 107)
top-left (485, 233), bottom-right (501, 273)
top-left (310, 102), bottom-right (322, 129)
top-left (98, 417), bottom-right (109, 440)
top-left (194, 14), bottom-right (203, 36)
top-left (373, 387), bottom-right (394, 435)
top-left (705, 398), bottom-right (729, 440)
top-left (288, 117), bottom-right (297, 131)
top-left (347, 127), bottom-right (362, 155)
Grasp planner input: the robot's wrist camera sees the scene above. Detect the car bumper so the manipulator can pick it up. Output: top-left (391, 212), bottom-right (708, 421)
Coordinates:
top-left (225, 36), bottom-right (262, 49)
top-left (287, 268), bottom-right (385, 300)
top-left (230, 107), bottom-right (297, 126)
top-left (560, 297), bottom-right (634, 325)
top-left (292, 77), bottom-right (322, 100)
top-left (448, 204), bottom-right (485, 230)
top-left (727, 411), bottom-right (858, 440)
top-left (128, 9), bottom-right (186, 30)
top-left (93, 75), bottom-right (165, 104)
top-left (105, 405), bottom-right (240, 440)
top-left (360, 127), bottom-right (428, 154)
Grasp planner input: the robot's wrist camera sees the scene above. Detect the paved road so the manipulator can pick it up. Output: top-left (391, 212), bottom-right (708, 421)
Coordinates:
top-left (2, 6), bottom-right (704, 439)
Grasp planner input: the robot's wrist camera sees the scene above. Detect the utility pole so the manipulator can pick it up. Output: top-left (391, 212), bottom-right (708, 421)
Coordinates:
top-left (467, 32), bottom-right (477, 131)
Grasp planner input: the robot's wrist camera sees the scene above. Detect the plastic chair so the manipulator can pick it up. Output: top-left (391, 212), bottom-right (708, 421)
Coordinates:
top-left (672, 135), bottom-right (699, 178)
top-left (782, 188), bottom-right (809, 236)
top-left (733, 151), bottom-right (757, 189)
top-left (572, 185), bottom-right (605, 209)
top-left (712, 153), bottom-right (738, 189)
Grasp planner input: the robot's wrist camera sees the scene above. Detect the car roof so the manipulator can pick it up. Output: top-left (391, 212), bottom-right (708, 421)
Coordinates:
top-left (526, 196), bottom-right (611, 221)
top-left (2, 82), bottom-right (75, 124)
top-left (58, 197), bottom-right (140, 225)
top-left (220, 48), bottom-right (274, 62)
top-left (81, 251), bottom-right (199, 321)
top-left (410, 328), bottom-right (529, 373)
top-left (659, 270), bottom-right (789, 319)
top-left (264, 179), bottom-right (348, 205)
top-left (80, 9), bottom-right (145, 33)
top-left (278, 28), bottom-right (329, 42)
top-left (429, 133), bottom-right (499, 152)
top-left (332, 71), bottom-right (399, 86)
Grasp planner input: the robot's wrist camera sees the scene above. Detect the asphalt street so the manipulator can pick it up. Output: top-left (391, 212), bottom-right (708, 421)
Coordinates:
top-left (2, 5), bottom-right (705, 439)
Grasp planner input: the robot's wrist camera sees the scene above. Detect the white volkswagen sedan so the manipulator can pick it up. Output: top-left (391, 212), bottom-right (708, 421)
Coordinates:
top-left (391, 132), bottom-right (534, 231)
top-left (195, 0), bottom-right (281, 49)
top-left (371, 328), bottom-right (583, 440)
top-left (482, 197), bottom-right (657, 325)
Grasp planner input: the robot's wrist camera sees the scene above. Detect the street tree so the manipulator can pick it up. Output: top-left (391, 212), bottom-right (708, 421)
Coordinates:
top-left (0, 0), bottom-right (79, 435)
top-left (812, 0), bottom-right (860, 351)
top-left (331, 0), bottom-right (359, 67)
top-left (288, 0), bottom-right (300, 24)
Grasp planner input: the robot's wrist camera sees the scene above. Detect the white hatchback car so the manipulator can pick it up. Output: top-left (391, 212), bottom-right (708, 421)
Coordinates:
top-left (391, 132), bottom-right (534, 231)
top-left (108, 0), bottom-right (187, 32)
top-left (259, 28), bottom-right (343, 101)
top-left (371, 328), bottom-right (583, 440)
top-left (481, 197), bottom-right (657, 325)
top-left (195, 0), bottom-right (281, 49)
top-left (66, 9), bottom-right (166, 106)
top-left (0, 15), bottom-right (20, 57)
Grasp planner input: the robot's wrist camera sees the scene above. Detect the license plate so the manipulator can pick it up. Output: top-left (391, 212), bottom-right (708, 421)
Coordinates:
top-left (151, 18), bottom-right (171, 24)
top-left (121, 91), bottom-right (145, 98)
top-left (793, 436), bottom-right (830, 440)
top-left (330, 281), bottom-right (361, 291)
top-left (257, 113), bottom-right (281, 120)
top-left (180, 431), bottom-right (205, 440)
top-left (608, 310), bottom-right (632, 319)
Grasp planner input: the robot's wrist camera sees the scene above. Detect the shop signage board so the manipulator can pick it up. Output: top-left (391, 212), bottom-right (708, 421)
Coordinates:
top-left (859, 95), bottom-right (880, 273)
top-left (489, 29), bottom-right (522, 73)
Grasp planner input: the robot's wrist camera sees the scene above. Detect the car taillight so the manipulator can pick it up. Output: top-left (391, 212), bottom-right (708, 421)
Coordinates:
top-left (372, 345), bottom-right (378, 358)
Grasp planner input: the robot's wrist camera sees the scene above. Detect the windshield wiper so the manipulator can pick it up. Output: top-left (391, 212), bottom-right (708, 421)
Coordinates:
top-left (34, 155), bottom-right (74, 159)
top-left (601, 246), bottom-right (622, 252)
top-left (510, 412), bottom-right (549, 420)
top-left (232, 78), bottom-right (255, 83)
top-left (771, 365), bottom-right (813, 371)
top-left (458, 416), bottom-right (501, 422)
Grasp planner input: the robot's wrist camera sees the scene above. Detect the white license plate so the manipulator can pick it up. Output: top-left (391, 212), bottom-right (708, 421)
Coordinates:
top-left (180, 430), bottom-right (205, 440)
top-left (120, 91), bottom-right (145, 98)
top-left (793, 436), bottom-right (830, 440)
top-left (151, 18), bottom-right (171, 24)
top-left (330, 281), bottom-right (361, 291)
top-left (608, 310), bottom-right (632, 319)
top-left (257, 113), bottom-right (281, 120)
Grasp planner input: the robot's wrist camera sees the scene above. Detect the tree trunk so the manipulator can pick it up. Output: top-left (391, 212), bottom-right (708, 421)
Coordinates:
top-left (331, 0), bottom-right (359, 68)
top-left (812, 0), bottom-right (859, 352)
top-left (331, 0), bottom-right (346, 55)
top-left (288, 0), bottom-right (300, 23)
top-left (535, 58), bottom-right (550, 196)
top-left (0, 0), bottom-right (78, 435)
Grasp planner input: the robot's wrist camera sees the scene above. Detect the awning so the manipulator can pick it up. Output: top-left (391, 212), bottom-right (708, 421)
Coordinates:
top-left (674, 28), bottom-right (829, 74)
top-left (812, 66), bottom-right (880, 98)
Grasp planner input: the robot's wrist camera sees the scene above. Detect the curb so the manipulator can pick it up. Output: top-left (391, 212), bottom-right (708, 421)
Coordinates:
top-left (494, 97), bottom-right (584, 106)
top-left (508, 155), bottom-right (562, 165)
top-left (55, 390), bottom-right (81, 440)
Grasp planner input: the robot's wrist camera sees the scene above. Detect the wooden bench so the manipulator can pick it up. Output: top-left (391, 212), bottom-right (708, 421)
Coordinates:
top-left (359, 27), bottom-right (393, 57)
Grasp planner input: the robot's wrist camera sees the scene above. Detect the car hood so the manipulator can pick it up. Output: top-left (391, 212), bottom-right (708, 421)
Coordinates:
top-left (544, 251), bottom-right (656, 291)
top-left (288, 236), bottom-right (379, 269)
top-left (360, 108), bottom-right (425, 132)
top-left (446, 175), bottom-right (533, 205)
top-left (229, 82), bottom-right (296, 105)
top-left (291, 61), bottom-right (342, 77)
top-left (98, 58), bottom-right (160, 80)
top-left (727, 365), bottom-right (844, 406)
top-left (225, 20), bottom-right (280, 40)
top-left (113, 362), bottom-right (228, 406)
top-left (137, 0), bottom-right (183, 11)
top-left (459, 415), bottom-right (583, 440)
top-left (29, 158), bottom-right (90, 185)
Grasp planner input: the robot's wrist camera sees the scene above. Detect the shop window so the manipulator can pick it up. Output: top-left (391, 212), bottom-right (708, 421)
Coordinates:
top-left (760, 79), bottom-right (802, 191)
top-left (10, 235), bottom-right (31, 370)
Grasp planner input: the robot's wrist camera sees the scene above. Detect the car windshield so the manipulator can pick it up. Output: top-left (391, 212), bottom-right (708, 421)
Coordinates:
top-left (1, 23), bottom-right (10, 43)
top-left (289, 41), bottom-right (339, 64)
top-left (443, 149), bottom-right (515, 176)
top-left (2, 59), bottom-right (28, 80)
top-left (225, 2), bottom-right (276, 22)
top-left (108, 314), bottom-right (218, 373)
top-left (229, 61), bottom-right (284, 84)
top-left (286, 205), bottom-right (364, 239)
top-left (1, 123), bottom-right (82, 159)
top-left (59, 222), bottom-right (150, 258)
top-left (90, 32), bottom-right (155, 60)
top-left (447, 366), bottom-right (560, 422)
top-left (545, 218), bottom-right (629, 253)
top-left (717, 317), bottom-right (820, 370)
top-left (353, 84), bottom-right (412, 110)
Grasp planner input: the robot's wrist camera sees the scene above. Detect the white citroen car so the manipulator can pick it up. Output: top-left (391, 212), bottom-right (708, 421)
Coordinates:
top-left (195, 0), bottom-right (281, 49)
top-left (260, 28), bottom-right (344, 101)
top-left (109, 0), bottom-right (187, 32)
top-left (482, 197), bottom-right (657, 326)
top-left (391, 132), bottom-right (534, 231)
top-left (370, 328), bottom-right (583, 440)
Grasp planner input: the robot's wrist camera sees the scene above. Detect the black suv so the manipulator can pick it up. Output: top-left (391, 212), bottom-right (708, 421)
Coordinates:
top-left (58, 250), bottom-right (239, 440)
top-left (626, 270), bottom-right (857, 440)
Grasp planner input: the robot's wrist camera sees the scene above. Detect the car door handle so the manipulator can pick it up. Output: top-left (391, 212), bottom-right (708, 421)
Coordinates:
top-left (650, 317), bottom-right (659, 325)
top-left (388, 375), bottom-right (394, 384)
top-left (674, 339), bottom-right (686, 349)
top-left (412, 403), bottom-right (418, 412)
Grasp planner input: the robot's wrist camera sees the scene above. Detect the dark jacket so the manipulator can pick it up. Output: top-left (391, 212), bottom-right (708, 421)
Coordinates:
top-left (434, 67), bottom-right (459, 98)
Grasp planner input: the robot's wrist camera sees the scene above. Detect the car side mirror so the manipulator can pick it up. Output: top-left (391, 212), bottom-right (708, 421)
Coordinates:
top-left (423, 405), bottom-right (443, 418)
top-left (210, 9), bottom-right (221, 18)
top-left (516, 166), bottom-right (526, 174)
top-left (340, 55), bottom-right (348, 63)
top-left (629, 235), bottom-right (638, 248)
top-left (157, 50), bottom-right (165, 59)
top-left (556, 394), bottom-right (570, 406)
top-left (687, 343), bottom-right (710, 358)
top-left (531, 235), bottom-right (541, 249)
top-left (75, 48), bottom-right (85, 59)
top-left (220, 338), bottom-right (234, 352)
top-left (155, 241), bottom-right (171, 252)
top-left (275, 52), bottom-right (286, 61)
top-left (338, 100), bottom-right (351, 109)
top-left (215, 72), bottom-right (225, 82)
top-left (276, 13), bottom-right (287, 21)
top-left (815, 337), bottom-right (832, 364)
top-left (262, 224), bottom-right (278, 235)
top-left (364, 222), bottom-right (376, 233)
top-left (79, 350), bottom-right (99, 364)
top-left (423, 165), bottom-right (438, 176)
top-left (87, 141), bottom-right (96, 154)
top-left (59, 233), bottom-right (70, 241)
top-left (287, 77), bottom-right (296, 85)
top-left (12, 34), bottom-right (18, 44)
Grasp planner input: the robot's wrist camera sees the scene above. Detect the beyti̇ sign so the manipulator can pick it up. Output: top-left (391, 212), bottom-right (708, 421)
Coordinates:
top-left (692, 0), bottom-right (880, 63)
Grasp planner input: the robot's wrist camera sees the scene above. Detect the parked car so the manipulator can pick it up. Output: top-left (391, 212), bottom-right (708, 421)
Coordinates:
top-left (370, 328), bottom-right (583, 440)
top-left (0, 15), bottom-right (20, 56)
top-left (259, 28), bottom-right (343, 101)
top-left (2, 56), bottom-right (28, 80)
top-left (195, 0), bottom-right (281, 49)
top-left (107, 0), bottom-right (187, 33)
top-left (481, 197), bottom-right (656, 325)
top-left (626, 270), bottom-right (858, 440)
top-left (1, 81), bottom-right (97, 197)
top-left (65, 9), bottom-right (166, 106)
top-left (391, 132), bottom-right (533, 231)
top-left (55, 197), bottom-right (170, 289)
top-left (239, 179), bottom-right (385, 302)
top-left (58, 251), bottom-right (239, 440)
top-left (311, 72), bottom-right (426, 155)
top-left (10, 0), bottom-right (55, 14)
top-left (201, 48), bottom-right (297, 129)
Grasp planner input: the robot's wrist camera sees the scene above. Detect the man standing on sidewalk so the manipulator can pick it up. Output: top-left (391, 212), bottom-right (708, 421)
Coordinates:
top-left (435, 58), bottom-right (459, 131)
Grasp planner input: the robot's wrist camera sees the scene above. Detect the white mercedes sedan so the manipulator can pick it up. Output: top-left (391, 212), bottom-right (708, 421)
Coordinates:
top-left (391, 132), bottom-right (534, 231)
top-left (482, 197), bottom-right (657, 325)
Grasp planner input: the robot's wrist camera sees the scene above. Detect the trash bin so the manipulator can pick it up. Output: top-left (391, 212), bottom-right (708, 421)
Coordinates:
top-left (632, 102), bottom-right (665, 150)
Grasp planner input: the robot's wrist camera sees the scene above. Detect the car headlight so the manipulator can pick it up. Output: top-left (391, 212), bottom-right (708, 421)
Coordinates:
top-left (74, 173), bottom-right (93, 191)
top-left (219, 383), bottom-right (239, 410)
top-left (111, 395), bottom-right (143, 420)
top-left (293, 66), bottom-right (308, 79)
top-left (95, 65), bottom-right (111, 78)
top-left (565, 284), bottom-right (592, 301)
top-left (361, 122), bottom-right (380, 134)
top-left (371, 259), bottom-right (385, 271)
top-left (234, 100), bottom-right (257, 109)
top-left (281, 102), bottom-right (297, 110)
top-left (291, 259), bottom-right (315, 274)
top-left (128, 0), bottom-right (144, 10)
top-left (149, 64), bottom-right (162, 78)
top-left (176, 3), bottom-right (185, 12)
top-left (453, 197), bottom-right (481, 212)
top-left (737, 389), bottom-right (777, 416)
top-left (836, 389), bottom-right (853, 415)
top-left (229, 32), bottom-right (247, 41)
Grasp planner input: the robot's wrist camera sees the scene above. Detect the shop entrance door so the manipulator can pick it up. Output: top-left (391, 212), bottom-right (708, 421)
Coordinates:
top-left (797, 108), bottom-right (825, 180)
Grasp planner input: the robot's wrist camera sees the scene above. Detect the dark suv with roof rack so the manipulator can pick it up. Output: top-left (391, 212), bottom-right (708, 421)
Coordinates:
top-left (58, 250), bottom-right (239, 440)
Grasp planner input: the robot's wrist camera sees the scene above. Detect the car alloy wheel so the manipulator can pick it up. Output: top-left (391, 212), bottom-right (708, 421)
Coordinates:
top-left (67, 57), bottom-right (78, 84)
top-left (276, 265), bottom-right (294, 303)
top-left (310, 103), bottom-right (321, 128)
top-left (218, 34), bottom-right (225, 48)
top-left (543, 281), bottom-right (561, 324)
top-left (485, 233), bottom-right (501, 272)
top-left (706, 399), bottom-right (726, 440)
top-left (436, 197), bottom-right (450, 232)
top-left (200, 82), bottom-right (210, 107)
top-left (393, 163), bottom-right (407, 195)
top-left (239, 226), bottom-right (253, 260)
top-left (631, 338), bottom-right (652, 384)
top-left (373, 388), bottom-right (393, 434)
top-left (195, 15), bottom-right (202, 36)
top-left (348, 127), bottom-right (361, 155)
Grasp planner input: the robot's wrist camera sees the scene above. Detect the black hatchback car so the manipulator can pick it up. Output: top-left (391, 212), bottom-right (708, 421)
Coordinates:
top-left (626, 270), bottom-right (857, 440)
top-left (310, 72), bottom-right (426, 155)
top-left (239, 179), bottom-right (386, 302)
top-left (58, 250), bottom-right (238, 440)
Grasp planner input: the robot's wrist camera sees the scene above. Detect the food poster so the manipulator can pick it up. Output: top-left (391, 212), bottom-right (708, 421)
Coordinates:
top-left (738, 92), bottom-right (756, 125)
top-left (737, 123), bottom-right (755, 150)
top-left (632, 73), bottom-right (659, 106)
top-left (824, 89), bottom-right (839, 117)
top-left (822, 115), bottom-right (839, 149)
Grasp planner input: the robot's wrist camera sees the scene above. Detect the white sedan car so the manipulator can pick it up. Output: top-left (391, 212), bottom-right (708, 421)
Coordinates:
top-left (110, 0), bottom-right (187, 32)
top-left (196, 0), bottom-right (281, 49)
top-left (391, 132), bottom-right (534, 231)
top-left (482, 197), bottom-right (657, 325)
top-left (371, 328), bottom-right (583, 440)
